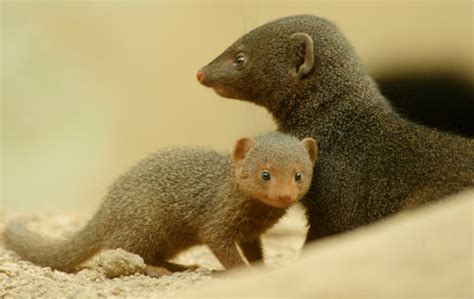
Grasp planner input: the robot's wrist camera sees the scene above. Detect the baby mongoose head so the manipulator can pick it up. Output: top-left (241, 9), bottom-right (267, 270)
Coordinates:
top-left (197, 15), bottom-right (356, 110)
top-left (232, 132), bottom-right (317, 209)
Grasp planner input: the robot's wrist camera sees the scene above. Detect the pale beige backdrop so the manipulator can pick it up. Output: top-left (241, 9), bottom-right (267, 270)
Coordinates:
top-left (2, 1), bottom-right (472, 212)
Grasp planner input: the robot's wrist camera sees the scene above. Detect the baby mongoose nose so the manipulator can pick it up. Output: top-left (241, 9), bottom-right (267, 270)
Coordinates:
top-left (196, 71), bottom-right (205, 82)
top-left (279, 193), bottom-right (293, 203)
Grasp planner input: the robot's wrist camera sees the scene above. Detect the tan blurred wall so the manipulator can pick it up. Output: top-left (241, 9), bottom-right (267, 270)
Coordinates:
top-left (1, 1), bottom-right (472, 212)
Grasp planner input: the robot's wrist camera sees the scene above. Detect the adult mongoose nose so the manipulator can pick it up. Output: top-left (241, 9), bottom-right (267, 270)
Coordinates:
top-left (196, 71), bottom-right (204, 83)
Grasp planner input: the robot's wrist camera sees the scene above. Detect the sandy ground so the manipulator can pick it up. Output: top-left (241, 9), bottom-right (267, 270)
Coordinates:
top-left (0, 207), bottom-right (307, 298)
top-left (3, 193), bottom-right (471, 298)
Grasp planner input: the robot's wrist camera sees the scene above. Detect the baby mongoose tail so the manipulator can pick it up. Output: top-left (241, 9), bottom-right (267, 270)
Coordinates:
top-left (3, 218), bottom-right (103, 272)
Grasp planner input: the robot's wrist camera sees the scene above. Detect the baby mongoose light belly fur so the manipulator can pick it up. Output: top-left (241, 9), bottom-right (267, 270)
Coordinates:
top-left (4, 132), bottom-right (317, 273)
top-left (197, 15), bottom-right (474, 242)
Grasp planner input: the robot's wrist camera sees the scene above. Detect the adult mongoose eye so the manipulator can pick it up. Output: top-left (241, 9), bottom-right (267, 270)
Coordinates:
top-left (234, 54), bottom-right (246, 67)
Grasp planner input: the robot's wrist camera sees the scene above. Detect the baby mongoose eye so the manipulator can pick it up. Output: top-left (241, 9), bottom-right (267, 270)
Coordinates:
top-left (295, 171), bottom-right (302, 182)
top-left (233, 53), bottom-right (246, 67)
top-left (261, 170), bottom-right (271, 181)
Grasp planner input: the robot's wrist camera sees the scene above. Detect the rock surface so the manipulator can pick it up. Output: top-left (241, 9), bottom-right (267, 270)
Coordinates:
top-left (86, 248), bottom-right (146, 279)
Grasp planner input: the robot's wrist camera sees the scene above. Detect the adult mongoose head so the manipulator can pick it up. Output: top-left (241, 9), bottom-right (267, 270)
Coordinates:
top-left (197, 15), bottom-right (379, 116)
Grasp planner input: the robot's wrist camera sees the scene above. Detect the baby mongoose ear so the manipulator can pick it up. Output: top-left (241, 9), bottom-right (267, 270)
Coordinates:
top-left (300, 137), bottom-right (318, 166)
top-left (232, 137), bottom-right (256, 163)
top-left (290, 32), bottom-right (315, 79)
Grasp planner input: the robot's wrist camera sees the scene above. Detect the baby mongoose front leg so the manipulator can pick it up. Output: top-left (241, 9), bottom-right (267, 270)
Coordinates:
top-left (239, 238), bottom-right (263, 264)
top-left (207, 240), bottom-right (246, 269)
top-left (155, 261), bottom-right (200, 272)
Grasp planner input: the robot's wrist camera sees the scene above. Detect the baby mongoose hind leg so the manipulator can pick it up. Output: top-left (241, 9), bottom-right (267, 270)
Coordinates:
top-left (207, 240), bottom-right (246, 269)
top-left (239, 238), bottom-right (263, 264)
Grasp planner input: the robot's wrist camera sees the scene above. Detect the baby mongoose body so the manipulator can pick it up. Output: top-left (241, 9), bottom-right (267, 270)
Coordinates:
top-left (4, 132), bottom-right (317, 273)
top-left (197, 15), bottom-right (474, 242)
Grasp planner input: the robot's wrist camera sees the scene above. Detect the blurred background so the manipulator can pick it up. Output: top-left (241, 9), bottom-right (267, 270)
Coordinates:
top-left (2, 1), bottom-right (473, 213)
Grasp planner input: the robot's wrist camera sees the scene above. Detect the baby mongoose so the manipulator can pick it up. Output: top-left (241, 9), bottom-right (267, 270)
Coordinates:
top-left (4, 132), bottom-right (317, 274)
top-left (197, 15), bottom-right (474, 243)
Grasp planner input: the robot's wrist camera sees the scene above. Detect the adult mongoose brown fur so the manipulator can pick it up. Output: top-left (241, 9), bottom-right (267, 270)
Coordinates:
top-left (4, 132), bottom-right (317, 273)
top-left (197, 15), bottom-right (474, 243)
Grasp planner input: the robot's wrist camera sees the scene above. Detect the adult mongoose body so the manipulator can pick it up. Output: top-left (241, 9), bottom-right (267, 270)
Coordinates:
top-left (197, 15), bottom-right (474, 242)
top-left (4, 132), bottom-right (317, 273)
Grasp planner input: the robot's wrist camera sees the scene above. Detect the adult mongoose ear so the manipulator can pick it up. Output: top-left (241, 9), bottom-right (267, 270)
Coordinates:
top-left (290, 32), bottom-right (315, 79)
top-left (300, 137), bottom-right (318, 165)
top-left (232, 137), bottom-right (256, 163)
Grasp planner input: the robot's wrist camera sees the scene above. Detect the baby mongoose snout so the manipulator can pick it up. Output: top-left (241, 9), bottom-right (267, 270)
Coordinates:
top-left (270, 191), bottom-right (297, 208)
top-left (279, 193), bottom-right (293, 202)
top-left (277, 194), bottom-right (293, 206)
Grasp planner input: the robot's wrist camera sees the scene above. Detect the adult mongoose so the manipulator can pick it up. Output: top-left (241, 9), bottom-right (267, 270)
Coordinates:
top-left (196, 15), bottom-right (474, 243)
top-left (4, 132), bottom-right (317, 273)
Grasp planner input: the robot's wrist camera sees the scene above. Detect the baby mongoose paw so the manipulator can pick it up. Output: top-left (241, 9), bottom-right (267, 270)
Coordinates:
top-left (144, 265), bottom-right (173, 278)
top-left (184, 264), bottom-right (201, 271)
top-left (160, 261), bottom-right (201, 273)
top-left (209, 269), bottom-right (227, 278)
top-left (194, 267), bottom-right (213, 276)
top-left (209, 264), bottom-right (256, 278)
top-left (144, 262), bottom-right (204, 278)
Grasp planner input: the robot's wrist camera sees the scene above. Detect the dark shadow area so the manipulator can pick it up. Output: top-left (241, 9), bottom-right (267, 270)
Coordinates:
top-left (376, 72), bottom-right (474, 138)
